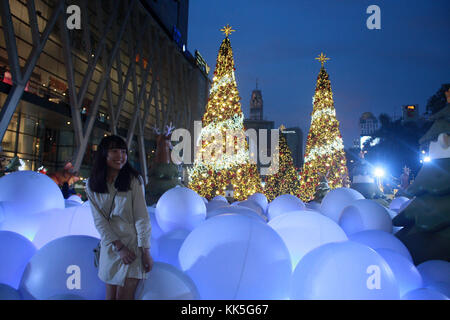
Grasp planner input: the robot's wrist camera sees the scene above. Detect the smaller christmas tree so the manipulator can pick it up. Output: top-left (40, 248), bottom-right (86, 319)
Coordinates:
top-left (264, 125), bottom-right (302, 202)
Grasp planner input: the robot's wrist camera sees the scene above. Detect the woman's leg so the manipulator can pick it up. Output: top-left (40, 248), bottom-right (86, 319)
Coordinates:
top-left (106, 284), bottom-right (117, 300)
top-left (116, 278), bottom-right (140, 300)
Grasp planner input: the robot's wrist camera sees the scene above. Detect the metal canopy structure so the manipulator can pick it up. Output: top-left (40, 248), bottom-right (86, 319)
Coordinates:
top-left (0, 0), bottom-right (208, 183)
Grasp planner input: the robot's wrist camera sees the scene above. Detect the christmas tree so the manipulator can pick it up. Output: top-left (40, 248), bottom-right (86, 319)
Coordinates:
top-left (264, 125), bottom-right (301, 201)
top-left (299, 53), bottom-right (349, 202)
top-left (188, 25), bottom-right (262, 200)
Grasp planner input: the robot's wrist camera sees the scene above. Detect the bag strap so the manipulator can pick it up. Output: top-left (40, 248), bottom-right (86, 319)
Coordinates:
top-left (87, 189), bottom-right (117, 221)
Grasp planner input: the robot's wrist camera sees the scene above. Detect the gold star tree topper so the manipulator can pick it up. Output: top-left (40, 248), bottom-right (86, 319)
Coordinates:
top-left (315, 52), bottom-right (330, 67)
top-left (221, 24), bottom-right (235, 37)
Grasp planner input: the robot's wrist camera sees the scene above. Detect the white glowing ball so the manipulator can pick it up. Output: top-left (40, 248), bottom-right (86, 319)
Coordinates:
top-left (401, 288), bottom-right (448, 300)
top-left (417, 260), bottom-right (450, 287)
top-left (339, 199), bottom-right (393, 236)
top-left (212, 195), bottom-right (228, 203)
top-left (425, 282), bottom-right (450, 298)
top-left (290, 241), bottom-right (400, 300)
top-left (32, 205), bottom-right (100, 249)
top-left (349, 230), bottom-right (413, 262)
top-left (0, 231), bottom-right (37, 289)
top-left (0, 171), bottom-right (64, 213)
top-left (268, 211), bottom-right (348, 270)
top-left (19, 235), bottom-right (104, 300)
top-left (156, 187), bottom-right (206, 233)
top-left (237, 200), bottom-right (265, 217)
top-left (178, 214), bottom-right (292, 299)
top-left (205, 200), bottom-right (229, 212)
top-left (376, 249), bottom-right (423, 296)
top-left (267, 194), bottom-right (305, 221)
top-left (320, 188), bottom-right (365, 222)
top-left (147, 206), bottom-right (164, 240)
top-left (156, 229), bottom-right (191, 269)
top-left (389, 197), bottom-right (410, 212)
top-left (135, 262), bottom-right (199, 300)
top-left (247, 193), bottom-right (268, 213)
top-left (0, 201), bottom-right (46, 242)
top-left (207, 206), bottom-right (266, 222)
top-left (0, 283), bottom-right (22, 300)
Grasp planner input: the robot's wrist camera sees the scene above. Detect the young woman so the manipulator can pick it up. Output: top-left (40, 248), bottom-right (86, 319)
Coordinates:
top-left (85, 135), bottom-right (153, 300)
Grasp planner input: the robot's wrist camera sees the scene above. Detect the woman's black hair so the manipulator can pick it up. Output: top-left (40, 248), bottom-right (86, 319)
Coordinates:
top-left (88, 135), bottom-right (140, 193)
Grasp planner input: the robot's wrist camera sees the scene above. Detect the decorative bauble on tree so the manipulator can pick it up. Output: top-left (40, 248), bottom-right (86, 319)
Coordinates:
top-left (298, 53), bottom-right (349, 202)
top-left (264, 125), bottom-right (301, 202)
top-left (188, 25), bottom-right (262, 201)
top-left (145, 123), bottom-right (182, 205)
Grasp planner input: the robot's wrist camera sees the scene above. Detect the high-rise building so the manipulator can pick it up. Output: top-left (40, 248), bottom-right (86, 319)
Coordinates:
top-left (359, 112), bottom-right (380, 150)
top-left (249, 86), bottom-right (263, 120)
top-left (283, 127), bottom-right (303, 169)
top-left (0, 0), bottom-right (209, 184)
top-left (402, 104), bottom-right (419, 123)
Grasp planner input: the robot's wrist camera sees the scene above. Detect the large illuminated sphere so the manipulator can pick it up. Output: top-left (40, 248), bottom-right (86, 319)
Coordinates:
top-left (0, 201), bottom-right (48, 241)
top-left (205, 200), bottom-right (229, 212)
top-left (425, 282), bottom-right (450, 298)
top-left (339, 199), bottom-right (393, 236)
top-left (416, 260), bottom-right (450, 287)
top-left (401, 288), bottom-right (448, 300)
top-left (0, 283), bottom-right (22, 300)
top-left (0, 171), bottom-right (64, 213)
top-left (320, 188), bottom-right (365, 222)
top-left (19, 235), bottom-right (104, 300)
top-left (290, 241), bottom-right (399, 300)
top-left (135, 262), bottom-right (199, 300)
top-left (207, 206), bottom-right (266, 222)
top-left (46, 293), bottom-right (85, 300)
top-left (147, 206), bottom-right (164, 240)
top-left (212, 195), bottom-right (228, 203)
top-left (32, 205), bottom-right (100, 249)
top-left (268, 211), bottom-right (347, 270)
top-left (156, 229), bottom-right (190, 269)
top-left (267, 194), bottom-right (305, 221)
top-left (376, 249), bottom-right (423, 296)
top-left (178, 214), bottom-right (292, 299)
top-left (237, 200), bottom-right (265, 217)
top-left (349, 230), bottom-right (413, 262)
top-left (389, 197), bottom-right (410, 212)
top-left (156, 187), bottom-right (206, 233)
top-left (248, 193), bottom-right (268, 214)
top-left (0, 231), bottom-right (37, 289)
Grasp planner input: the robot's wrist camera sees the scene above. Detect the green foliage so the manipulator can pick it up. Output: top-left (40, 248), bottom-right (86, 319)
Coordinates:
top-left (426, 84), bottom-right (450, 115)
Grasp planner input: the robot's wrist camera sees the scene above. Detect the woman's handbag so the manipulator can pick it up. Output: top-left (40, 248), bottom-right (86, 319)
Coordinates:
top-left (87, 191), bottom-right (117, 268)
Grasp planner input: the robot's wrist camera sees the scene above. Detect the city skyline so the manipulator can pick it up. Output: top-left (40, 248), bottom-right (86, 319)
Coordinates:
top-left (188, 0), bottom-right (450, 148)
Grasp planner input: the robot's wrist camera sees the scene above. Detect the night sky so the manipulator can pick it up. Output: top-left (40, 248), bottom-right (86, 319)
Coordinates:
top-left (187, 0), bottom-right (450, 149)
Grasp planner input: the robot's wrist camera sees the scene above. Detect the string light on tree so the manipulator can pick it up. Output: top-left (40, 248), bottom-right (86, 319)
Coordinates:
top-left (188, 25), bottom-right (262, 200)
top-left (298, 53), bottom-right (349, 202)
top-left (264, 125), bottom-right (302, 202)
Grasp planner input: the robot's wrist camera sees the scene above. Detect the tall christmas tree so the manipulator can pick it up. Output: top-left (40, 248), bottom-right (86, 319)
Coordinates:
top-left (264, 125), bottom-right (301, 201)
top-left (299, 53), bottom-right (348, 202)
top-left (188, 25), bottom-right (262, 201)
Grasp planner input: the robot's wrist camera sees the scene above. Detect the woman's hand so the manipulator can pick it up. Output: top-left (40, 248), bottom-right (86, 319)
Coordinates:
top-left (141, 248), bottom-right (153, 273)
top-left (118, 247), bottom-right (136, 265)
